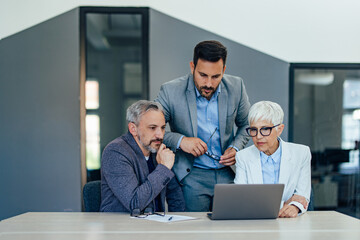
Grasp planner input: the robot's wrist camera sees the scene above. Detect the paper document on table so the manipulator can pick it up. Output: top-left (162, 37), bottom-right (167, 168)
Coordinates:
top-left (134, 214), bottom-right (197, 223)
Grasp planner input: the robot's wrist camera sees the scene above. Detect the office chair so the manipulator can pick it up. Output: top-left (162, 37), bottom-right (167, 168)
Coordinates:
top-left (308, 188), bottom-right (315, 211)
top-left (83, 180), bottom-right (101, 212)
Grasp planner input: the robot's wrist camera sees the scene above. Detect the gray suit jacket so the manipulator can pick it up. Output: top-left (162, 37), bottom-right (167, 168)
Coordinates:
top-left (155, 73), bottom-right (250, 181)
top-left (100, 132), bottom-right (185, 213)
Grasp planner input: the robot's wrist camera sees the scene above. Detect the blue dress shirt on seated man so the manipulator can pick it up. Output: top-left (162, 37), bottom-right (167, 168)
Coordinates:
top-left (155, 40), bottom-right (250, 211)
top-left (100, 100), bottom-right (185, 214)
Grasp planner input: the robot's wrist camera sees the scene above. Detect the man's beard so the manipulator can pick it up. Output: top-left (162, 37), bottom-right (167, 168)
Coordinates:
top-left (138, 135), bottom-right (163, 153)
top-left (199, 86), bottom-right (215, 99)
top-left (194, 76), bottom-right (216, 99)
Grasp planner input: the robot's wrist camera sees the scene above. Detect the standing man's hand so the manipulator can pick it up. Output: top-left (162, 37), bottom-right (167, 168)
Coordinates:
top-left (156, 144), bottom-right (175, 170)
top-left (219, 147), bottom-right (236, 166)
top-left (180, 137), bottom-right (207, 157)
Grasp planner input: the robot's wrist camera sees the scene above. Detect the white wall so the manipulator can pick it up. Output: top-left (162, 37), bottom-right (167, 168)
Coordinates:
top-left (1, 0), bottom-right (360, 63)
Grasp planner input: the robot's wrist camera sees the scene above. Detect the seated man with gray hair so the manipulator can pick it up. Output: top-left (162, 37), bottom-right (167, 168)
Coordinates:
top-left (100, 100), bottom-right (185, 215)
top-left (234, 101), bottom-right (311, 218)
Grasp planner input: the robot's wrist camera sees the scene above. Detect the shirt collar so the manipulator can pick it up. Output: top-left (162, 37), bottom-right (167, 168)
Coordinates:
top-left (195, 84), bottom-right (221, 100)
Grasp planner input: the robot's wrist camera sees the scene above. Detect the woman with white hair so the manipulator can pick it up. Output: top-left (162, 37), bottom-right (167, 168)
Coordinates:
top-left (234, 101), bottom-right (311, 218)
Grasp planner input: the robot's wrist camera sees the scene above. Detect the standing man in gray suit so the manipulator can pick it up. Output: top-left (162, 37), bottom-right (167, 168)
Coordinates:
top-left (155, 40), bottom-right (251, 211)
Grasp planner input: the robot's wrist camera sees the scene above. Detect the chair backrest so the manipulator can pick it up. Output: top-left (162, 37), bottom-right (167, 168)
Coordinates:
top-left (308, 187), bottom-right (315, 211)
top-left (83, 180), bottom-right (101, 212)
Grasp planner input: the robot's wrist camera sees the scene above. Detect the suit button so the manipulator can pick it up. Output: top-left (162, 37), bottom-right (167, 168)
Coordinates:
top-left (186, 168), bottom-right (190, 172)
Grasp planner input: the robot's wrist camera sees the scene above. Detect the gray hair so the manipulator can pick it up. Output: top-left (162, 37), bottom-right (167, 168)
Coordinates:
top-left (126, 100), bottom-right (164, 126)
top-left (248, 101), bottom-right (284, 125)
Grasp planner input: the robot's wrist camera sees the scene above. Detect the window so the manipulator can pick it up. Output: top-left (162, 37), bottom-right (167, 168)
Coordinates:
top-left (85, 114), bottom-right (100, 170)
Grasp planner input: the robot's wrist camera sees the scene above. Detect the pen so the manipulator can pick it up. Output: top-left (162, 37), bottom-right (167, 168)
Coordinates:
top-left (168, 216), bottom-right (173, 221)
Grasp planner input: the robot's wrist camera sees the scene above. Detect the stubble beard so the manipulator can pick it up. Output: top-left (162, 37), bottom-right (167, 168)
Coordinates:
top-left (193, 76), bottom-right (216, 100)
top-left (199, 86), bottom-right (215, 100)
top-left (138, 134), bottom-right (163, 154)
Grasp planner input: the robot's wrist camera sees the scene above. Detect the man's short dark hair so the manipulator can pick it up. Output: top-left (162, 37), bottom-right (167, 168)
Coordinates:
top-left (193, 40), bottom-right (227, 68)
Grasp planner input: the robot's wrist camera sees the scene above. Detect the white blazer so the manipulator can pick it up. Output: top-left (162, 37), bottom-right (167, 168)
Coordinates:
top-left (234, 139), bottom-right (311, 213)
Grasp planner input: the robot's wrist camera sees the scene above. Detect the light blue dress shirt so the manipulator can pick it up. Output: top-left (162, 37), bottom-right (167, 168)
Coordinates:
top-left (175, 84), bottom-right (239, 169)
top-left (192, 85), bottom-right (224, 169)
top-left (260, 139), bottom-right (282, 184)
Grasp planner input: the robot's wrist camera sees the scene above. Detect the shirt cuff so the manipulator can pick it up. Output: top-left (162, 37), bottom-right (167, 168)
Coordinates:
top-left (289, 201), bottom-right (307, 215)
top-left (228, 145), bottom-right (239, 152)
top-left (176, 135), bottom-right (185, 150)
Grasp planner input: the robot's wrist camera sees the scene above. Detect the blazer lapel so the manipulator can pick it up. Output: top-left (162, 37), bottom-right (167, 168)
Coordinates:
top-left (186, 74), bottom-right (198, 137)
top-left (278, 139), bottom-right (292, 185)
top-left (124, 132), bottom-right (148, 169)
top-left (218, 81), bottom-right (227, 151)
top-left (248, 146), bottom-right (264, 183)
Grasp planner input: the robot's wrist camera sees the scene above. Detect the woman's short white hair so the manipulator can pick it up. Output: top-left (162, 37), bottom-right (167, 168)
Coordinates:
top-left (248, 101), bottom-right (284, 125)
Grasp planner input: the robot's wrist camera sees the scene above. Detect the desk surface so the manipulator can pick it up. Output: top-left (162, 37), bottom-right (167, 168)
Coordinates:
top-left (0, 211), bottom-right (359, 240)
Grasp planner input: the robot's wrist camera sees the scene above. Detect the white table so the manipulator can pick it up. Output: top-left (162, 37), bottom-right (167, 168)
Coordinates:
top-left (0, 211), bottom-right (359, 240)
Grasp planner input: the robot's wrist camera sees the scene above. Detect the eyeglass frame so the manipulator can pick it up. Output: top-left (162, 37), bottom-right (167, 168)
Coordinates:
top-left (131, 198), bottom-right (167, 219)
top-left (205, 151), bottom-right (221, 161)
top-left (245, 124), bottom-right (280, 137)
top-left (204, 127), bottom-right (221, 161)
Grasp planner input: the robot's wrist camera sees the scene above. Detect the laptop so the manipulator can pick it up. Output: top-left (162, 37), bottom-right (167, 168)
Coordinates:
top-left (208, 184), bottom-right (284, 220)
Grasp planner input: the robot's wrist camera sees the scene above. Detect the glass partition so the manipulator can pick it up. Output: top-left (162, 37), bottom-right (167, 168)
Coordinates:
top-left (82, 8), bottom-right (149, 181)
top-left (290, 64), bottom-right (360, 218)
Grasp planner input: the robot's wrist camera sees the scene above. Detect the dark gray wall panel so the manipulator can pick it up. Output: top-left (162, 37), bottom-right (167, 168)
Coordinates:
top-left (0, 9), bottom-right (81, 220)
top-left (149, 9), bottom-right (289, 140)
